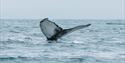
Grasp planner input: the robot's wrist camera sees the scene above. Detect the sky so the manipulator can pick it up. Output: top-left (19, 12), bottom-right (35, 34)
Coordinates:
top-left (0, 0), bottom-right (125, 19)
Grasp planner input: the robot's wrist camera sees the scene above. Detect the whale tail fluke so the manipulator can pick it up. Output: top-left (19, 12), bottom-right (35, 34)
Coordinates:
top-left (40, 18), bottom-right (91, 41)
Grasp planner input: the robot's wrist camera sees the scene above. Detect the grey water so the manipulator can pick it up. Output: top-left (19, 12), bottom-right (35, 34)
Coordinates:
top-left (0, 19), bottom-right (125, 63)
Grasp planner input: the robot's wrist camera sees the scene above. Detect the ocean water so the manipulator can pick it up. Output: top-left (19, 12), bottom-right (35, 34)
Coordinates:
top-left (0, 19), bottom-right (125, 63)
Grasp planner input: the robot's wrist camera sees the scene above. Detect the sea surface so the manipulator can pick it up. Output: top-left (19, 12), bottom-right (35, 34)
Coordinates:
top-left (0, 19), bottom-right (125, 63)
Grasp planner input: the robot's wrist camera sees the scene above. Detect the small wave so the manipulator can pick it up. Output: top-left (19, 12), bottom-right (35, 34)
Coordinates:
top-left (9, 30), bottom-right (20, 33)
top-left (0, 56), bottom-right (28, 61)
top-left (14, 26), bottom-right (28, 31)
top-left (0, 57), bottom-right (16, 60)
top-left (106, 23), bottom-right (125, 25)
top-left (69, 57), bottom-right (85, 62)
top-left (32, 33), bottom-right (42, 37)
top-left (0, 39), bottom-right (25, 45)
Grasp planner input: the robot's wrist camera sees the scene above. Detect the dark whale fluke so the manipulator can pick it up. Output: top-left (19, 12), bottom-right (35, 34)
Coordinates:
top-left (40, 18), bottom-right (91, 41)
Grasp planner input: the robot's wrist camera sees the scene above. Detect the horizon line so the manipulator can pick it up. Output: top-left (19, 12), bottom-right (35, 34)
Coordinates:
top-left (0, 17), bottom-right (125, 20)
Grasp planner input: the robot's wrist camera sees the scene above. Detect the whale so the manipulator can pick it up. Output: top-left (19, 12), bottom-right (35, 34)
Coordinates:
top-left (40, 18), bottom-right (91, 41)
